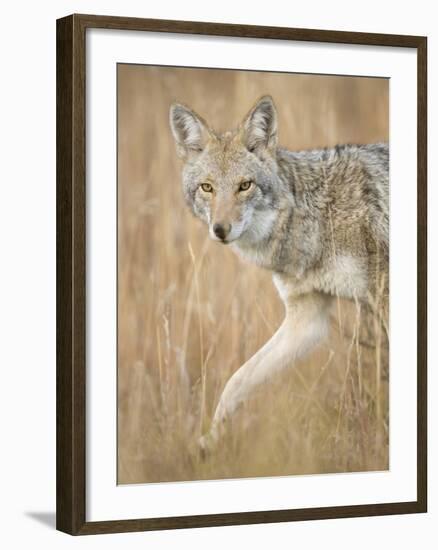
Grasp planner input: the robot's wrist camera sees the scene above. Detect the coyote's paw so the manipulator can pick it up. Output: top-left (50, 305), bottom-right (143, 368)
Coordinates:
top-left (198, 434), bottom-right (210, 460)
top-left (198, 431), bottom-right (217, 460)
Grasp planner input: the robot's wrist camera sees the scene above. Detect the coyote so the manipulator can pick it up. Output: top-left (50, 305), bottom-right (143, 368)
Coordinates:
top-left (169, 95), bottom-right (389, 450)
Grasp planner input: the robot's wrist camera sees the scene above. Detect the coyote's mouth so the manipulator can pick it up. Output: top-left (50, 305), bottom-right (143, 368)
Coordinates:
top-left (212, 235), bottom-right (234, 245)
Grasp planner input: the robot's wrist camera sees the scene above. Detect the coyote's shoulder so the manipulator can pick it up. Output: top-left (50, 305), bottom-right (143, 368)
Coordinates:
top-left (263, 142), bottom-right (389, 301)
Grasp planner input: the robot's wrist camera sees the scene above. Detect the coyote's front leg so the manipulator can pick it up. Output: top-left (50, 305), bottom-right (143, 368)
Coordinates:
top-left (200, 291), bottom-right (332, 452)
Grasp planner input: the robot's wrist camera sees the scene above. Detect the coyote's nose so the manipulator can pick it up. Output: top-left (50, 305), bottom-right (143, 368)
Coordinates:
top-left (213, 222), bottom-right (231, 241)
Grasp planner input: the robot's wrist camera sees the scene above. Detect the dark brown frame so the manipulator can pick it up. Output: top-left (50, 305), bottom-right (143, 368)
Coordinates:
top-left (56, 13), bottom-right (427, 535)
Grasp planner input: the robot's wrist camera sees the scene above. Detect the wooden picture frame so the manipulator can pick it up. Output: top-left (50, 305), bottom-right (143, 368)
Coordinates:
top-left (56, 13), bottom-right (427, 535)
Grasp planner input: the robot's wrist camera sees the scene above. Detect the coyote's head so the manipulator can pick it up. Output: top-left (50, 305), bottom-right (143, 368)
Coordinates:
top-left (169, 96), bottom-right (282, 245)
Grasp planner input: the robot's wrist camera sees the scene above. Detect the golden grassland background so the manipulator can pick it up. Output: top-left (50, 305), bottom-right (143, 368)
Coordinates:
top-left (117, 65), bottom-right (389, 484)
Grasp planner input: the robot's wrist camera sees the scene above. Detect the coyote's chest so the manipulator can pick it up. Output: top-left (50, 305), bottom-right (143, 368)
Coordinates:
top-left (231, 240), bottom-right (274, 270)
top-left (233, 231), bottom-right (368, 302)
top-left (310, 255), bottom-right (368, 300)
top-left (273, 254), bottom-right (368, 303)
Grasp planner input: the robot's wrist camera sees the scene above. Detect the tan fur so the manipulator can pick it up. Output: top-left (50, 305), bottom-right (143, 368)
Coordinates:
top-left (170, 96), bottom-right (389, 450)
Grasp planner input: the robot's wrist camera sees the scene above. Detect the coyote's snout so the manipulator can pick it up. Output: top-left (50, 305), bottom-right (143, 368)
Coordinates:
top-left (170, 95), bottom-right (389, 451)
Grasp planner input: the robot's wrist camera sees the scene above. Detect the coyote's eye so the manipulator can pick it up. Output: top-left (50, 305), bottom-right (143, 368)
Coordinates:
top-left (239, 180), bottom-right (253, 192)
top-left (200, 183), bottom-right (213, 193)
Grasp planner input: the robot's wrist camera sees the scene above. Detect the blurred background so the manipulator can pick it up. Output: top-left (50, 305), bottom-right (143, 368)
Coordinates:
top-left (117, 64), bottom-right (389, 484)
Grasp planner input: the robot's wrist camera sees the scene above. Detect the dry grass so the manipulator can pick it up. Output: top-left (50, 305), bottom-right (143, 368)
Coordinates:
top-left (117, 65), bottom-right (389, 484)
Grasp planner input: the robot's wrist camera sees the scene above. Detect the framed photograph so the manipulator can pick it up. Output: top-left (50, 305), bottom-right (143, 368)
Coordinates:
top-left (56, 14), bottom-right (427, 535)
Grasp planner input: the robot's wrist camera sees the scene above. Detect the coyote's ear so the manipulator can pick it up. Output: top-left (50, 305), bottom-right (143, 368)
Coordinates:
top-left (169, 103), bottom-right (212, 160)
top-left (240, 96), bottom-right (278, 156)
